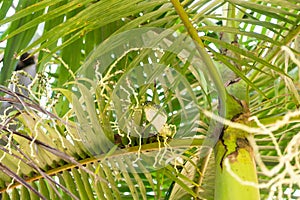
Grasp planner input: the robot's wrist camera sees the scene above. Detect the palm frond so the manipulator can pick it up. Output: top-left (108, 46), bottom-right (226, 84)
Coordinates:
top-left (0, 0), bottom-right (299, 199)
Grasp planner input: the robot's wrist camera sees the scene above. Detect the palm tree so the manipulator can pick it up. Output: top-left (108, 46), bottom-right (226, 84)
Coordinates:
top-left (0, 0), bottom-right (299, 199)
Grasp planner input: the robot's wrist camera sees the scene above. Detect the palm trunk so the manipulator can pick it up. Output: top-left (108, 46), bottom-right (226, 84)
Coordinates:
top-left (214, 112), bottom-right (260, 200)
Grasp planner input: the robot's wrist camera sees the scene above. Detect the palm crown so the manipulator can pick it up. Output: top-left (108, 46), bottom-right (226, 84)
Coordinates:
top-left (0, 0), bottom-right (299, 199)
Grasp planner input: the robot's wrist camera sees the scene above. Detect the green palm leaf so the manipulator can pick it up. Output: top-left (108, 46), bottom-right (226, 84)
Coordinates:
top-left (0, 0), bottom-right (299, 199)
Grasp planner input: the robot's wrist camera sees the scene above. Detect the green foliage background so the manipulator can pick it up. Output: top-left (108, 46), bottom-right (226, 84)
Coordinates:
top-left (0, 0), bottom-right (299, 199)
